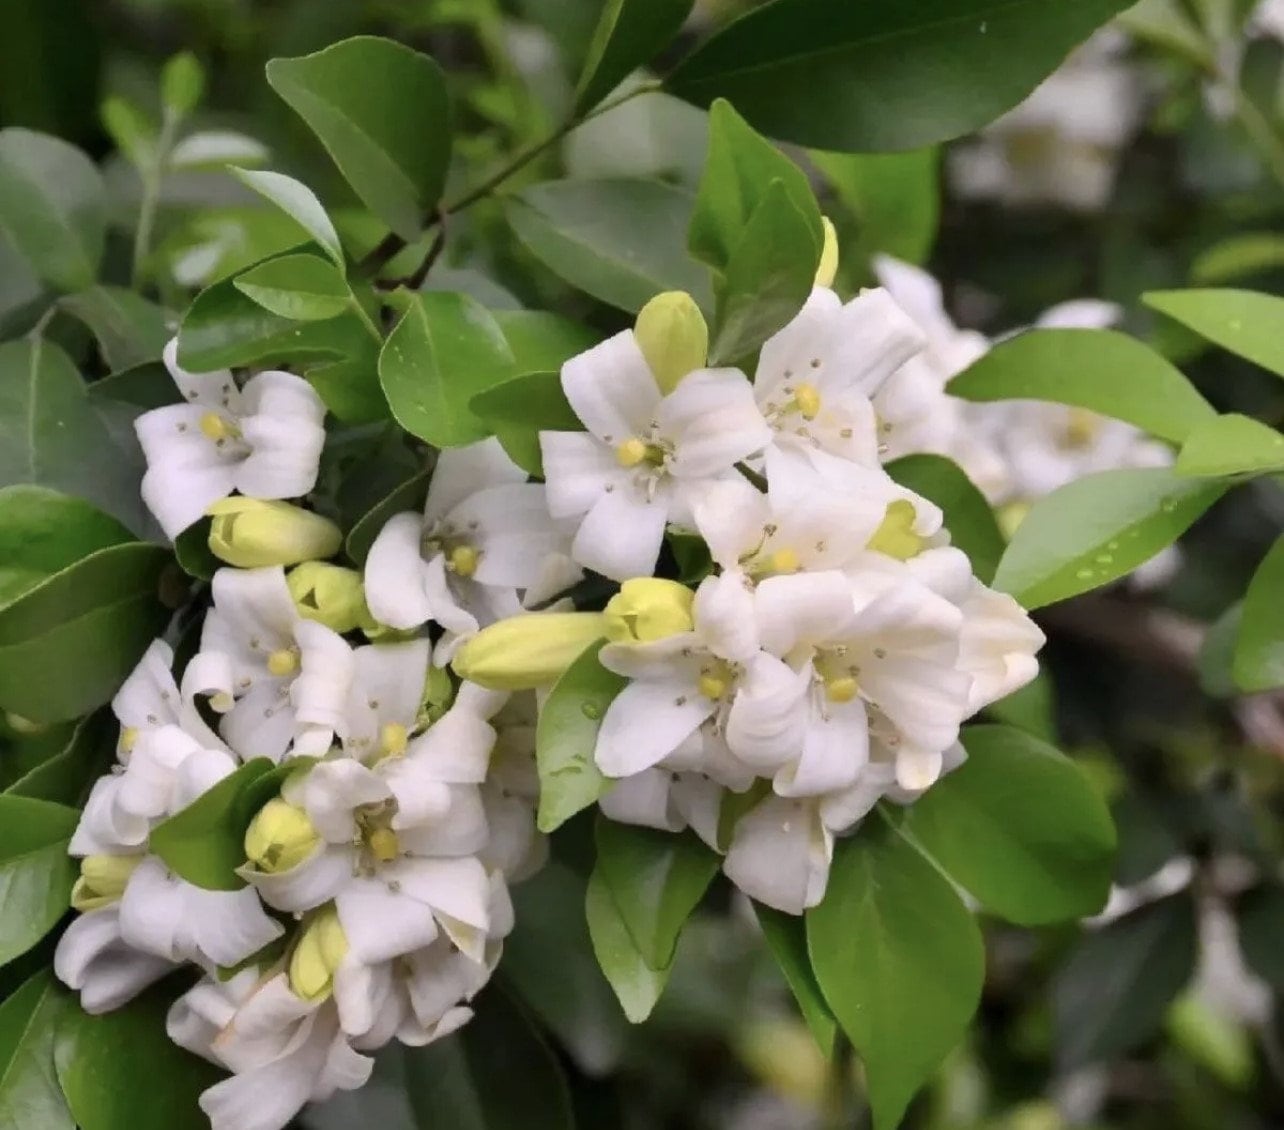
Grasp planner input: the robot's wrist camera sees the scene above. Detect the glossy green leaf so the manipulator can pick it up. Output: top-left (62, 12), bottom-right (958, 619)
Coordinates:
top-left (708, 180), bottom-right (819, 364)
top-left (86, 361), bottom-right (179, 412)
top-left (754, 905), bottom-right (836, 1054)
top-left (905, 725), bottom-right (1116, 925)
top-left (3, 712), bottom-right (112, 805)
top-left (807, 815), bottom-right (984, 1130)
top-left (470, 372), bottom-right (583, 478)
top-left (494, 310), bottom-right (599, 375)
top-left (230, 168), bottom-right (344, 266)
top-left (1145, 288), bottom-right (1284, 379)
top-left (0, 971), bottom-right (73, 1130)
top-left (59, 286), bottom-right (170, 370)
top-left (506, 178), bottom-right (713, 314)
top-left (1054, 892), bottom-right (1197, 1067)
top-left (233, 251), bottom-right (353, 321)
top-left (380, 292), bottom-right (516, 448)
top-left (585, 870), bottom-right (670, 1024)
top-left (0, 127), bottom-right (104, 291)
top-left (950, 329), bottom-right (1214, 445)
top-left (665, 0), bottom-right (1133, 152)
top-left (689, 99), bottom-right (823, 272)
top-left (0, 794), bottom-right (78, 965)
top-left (345, 470), bottom-right (430, 567)
top-left (811, 148), bottom-right (940, 266)
top-left (56, 981), bottom-right (223, 1130)
top-left (1176, 413), bottom-right (1284, 477)
top-left (993, 468), bottom-right (1224, 609)
top-left (534, 642), bottom-right (623, 833)
top-left (886, 454), bottom-right (1004, 584)
top-left (267, 36), bottom-right (451, 240)
top-left (575, 0), bottom-right (695, 113)
top-left (593, 818), bottom-right (719, 970)
top-left (1191, 234), bottom-right (1284, 284)
top-left (983, 670), bottom-right (1055, 740)
top-left (149, 757), bottom-right (297, 891)
top-left (1237, 884), bottom-right (1284, 992)
top-left (1234, 534), bottom-right (1284, 692)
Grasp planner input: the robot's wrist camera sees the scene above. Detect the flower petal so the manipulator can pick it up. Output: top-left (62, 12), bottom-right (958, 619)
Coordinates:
top-left (723, 795), bottom-right (833, 914)
top-left (363, 511), bottom-right (432, 631)
top-left (561, 329), bottom-right (659, 440)
top-left (661, 369), bottom-right (771, 478)
top-left (425, 437), bottom-right (526, 520)
top-left (571, 486), bottom-right (669, 581)
top-left (595, 678), bottom-right (715, 777)
top-left (335, 877), bottom-right (441, 965)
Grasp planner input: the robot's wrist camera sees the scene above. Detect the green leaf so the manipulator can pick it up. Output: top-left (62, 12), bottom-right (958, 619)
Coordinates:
top-left (55, 981), bottom-right (223, 1130)
top-left (161, 51), bottom-right (204, 117)
top-left (1054, 893), bottom-right (1197, 1067)
top-left (149, 757), bottom-right (299, 891)
top-left (886, 454), bottom-right (1004, 585)
top-left (233, 251), bottom-right (353, 321)
top-left (1176, 413), bottom-right (1284, 477)
top-left (87, 361), bottom-right (179, 412)
top-left (905, 725), bottom-right (1116, 925)
top-left (470, 372), bottom-right (583, 478)
top-left (993, 468), bottom-right (1224, 609)
top-left (0, 337), bottom-right (150, 534)
top-left (230, 168), bottom-right (344, 267)
top-left (983, 670), bottom-right (1055, 740)
top-left (345, 469), bottom-right (430, 567)
top-left (100, 97), bottom-right (156, 170)
top-left (1199, 601), bottom-right (1242, 699)
top-left (754, 905), bottom-right (836, 1054)
top-left (534, 643), bottom-right (623, 833)
top-left (3, 712), bottom-right (112, 805)
top-left (169, 130), bottom-right (268, 171)
top-left (949, 329), bottom-right (1214, 445)
top-left (708, 180), bottom-right (819, 364)
top-left (59, 286), bottom-right (170, 370)
top-left (807, 815), bottom-right (984, 1130)
top-left (506, 178), bottom-right (713, 314)
top-left (665, 0), bottom-right (1133, 152)
top-left (403, 984), bottom-right (575, 1130)
top-left (493, 310), bottom-right (599, 375)
top-left (811, 148), bottom-right (940, 266)
top-left (585, 870), bottom-right (670, 1024)
top-left (1237, 884), bottom-right (1284, 992)
top-left (1145, 289), bottom-right (1284, 379)
top-left (1234, 534), bottom-right (1284, 692)
top-left (1191, 234), bottom-right (1284, 284)
top-left (380, 293), bottom-right (516, 448)
top-left (689, 99), bottom-right (823, 273)
top-left (0, 128), bottom-right (105, 291)
top-left (575, 0), bottom-right (694, 113)
top-left (0, 794), bottom-right (78, 965)
top-left (593, 818), bottom-right (719, 970)
top-left (267, 36), bottom-right (451, 241)
top-left (0, 971), bottom-right (73, 1130)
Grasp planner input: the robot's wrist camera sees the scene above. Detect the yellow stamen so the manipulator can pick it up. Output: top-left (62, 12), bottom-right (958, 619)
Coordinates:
top-left (198, 412), bottom-right (236, 442)
top-left (766, 547), bottom-right (801, 575)
top-left (119, 726), bottom-right (140, 753)
top-left (615, 438), bottom-right (648, 468)
top-left (825, 676), bottom-right (859, 703)
top-left (794, 383), bottom-right (821, 420)
top-left (1063, 407), bottom-right (1101, 449)
top-left (368, 827), bottom-right (400, 863)
top-left (209, 691), bottom-right (234, 712)
top-left (380, 722), bottom-right (409, 757)
top-left (699, 673), bottom-right (729, 701)
top-left (447, 545), bottom-right (479, 577)
top-left (266, 648), bottom-right (299, 677)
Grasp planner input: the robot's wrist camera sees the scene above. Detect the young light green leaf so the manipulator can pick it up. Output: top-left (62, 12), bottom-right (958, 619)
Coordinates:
top-left (161, 52), bottom-right (205, 118)
top-left (100, 96), bottom-right (156, 170)
top-left (1233, 534), bottom-right (1284, 692)
top-left (665, 0), bottom-right (1134, 151)
top-left (904, 725), bottom-right (1116, 925)
top-left (690, 99), bottom-right (823, 272)
top-left (993, 468), bottom-right (1225, 609)
top-left (1176, 413), bottom-right (1284, 477)
top-left (0, 794), bottom-right (79, 965)
top-left (1145, 288), bottom-right (1284, 379)
top-left (505, 178), bottom-right (713, 314)
top-left (807, 815), bottom-right (984, 1130)
top-left (233, 252), bottom-right (353, 321)
top-left (886, 454), bottom-right (1004, 584)
top-left (949, 329), bottom-right (1214, 445)
top-left (754, 905), bottom-right (836, 1054)
top-left (0, 128), bottom-right (105, 291)
top-left (267, 36), bottom-right (451, 240)
top-left (169, 130), bottom-right (269, 170)
top-left (593, 818), bottom-right (719, 971)
top-left (585, 871), bottom-right (670, 1023)
top-left (535, 642), bottom-right (623, 833)
top-left (470, 372), bottom-right (584, 478)
top-left (380, 292), bottom-right (516, 448)
top-left (1191, 234), bottom-right (1284, 285)
top-left (0, 971), bottom-right (73, 1130)
top-left (231, 168), bottom-right (344, 266)
top-left (59, 286), bottom-right (171, 370)
top-left (575, 0), bottom-right (695, 114)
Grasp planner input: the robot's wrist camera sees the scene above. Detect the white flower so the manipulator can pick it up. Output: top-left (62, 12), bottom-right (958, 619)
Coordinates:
top-left (364, 439), bottom-right (577, 659)
top-left (185, 566), bottom-right (355, 761)
top-left (479, 694), bottom-right (549, 882)
top-left (135, 340), bottom-right (327, 539)
top-left (113, 638), bottom-right (223, 752)
top-left (54, 906), bottom-right (175, 1014)
top-left (540, 330), bottom-right (771, 580)
top-left (955, 582), bottom-right (1046, 713)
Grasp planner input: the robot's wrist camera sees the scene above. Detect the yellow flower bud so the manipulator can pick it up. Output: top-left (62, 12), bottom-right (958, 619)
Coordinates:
top-left (451, 612), bottom-right (609, 690)
top-left (71, 854), bottom-right (144, 911)
top-left (604, 578), bottom-right (695, 643)
top-left (288, 905), bottom-right (348, 1002)
top-left (634, 291), bottom-right (709, 394)
top-left (244, 798), bottom-right (320, 873)
top-left (814, 216), bottom-right (839, 288)
top-left (208, 498), bottom-right (342, 569)
top-left (286, 562), bottom-right (372, 634)
top-left (866, 499), bottom-right (927, 561)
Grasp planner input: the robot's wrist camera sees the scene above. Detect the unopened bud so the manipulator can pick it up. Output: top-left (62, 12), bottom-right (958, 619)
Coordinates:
top-left (286, 562), bottom-right (371, 634)
top-left (604, 578), bottom-right (695, 643)
top-left (71, 854), bottom-right (143, 911)
top-left (866, 500), bottom-right (927, 561)
top-left (452, 612), bottom-right (609, 690)
top-left (288, 904), bottom-right (348, 1002)
top-left (634, 291), bottom-right (709, 394)
top-left (245, 798), bottom-right (320, 874)
top-left (208, 498), bottom-right (341, 569)
top-left (814, 216), bottom-right (839, 288)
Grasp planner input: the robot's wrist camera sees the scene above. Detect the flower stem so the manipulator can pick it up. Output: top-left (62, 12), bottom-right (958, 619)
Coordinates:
top-left (131, 110), bottom-right (180, 290)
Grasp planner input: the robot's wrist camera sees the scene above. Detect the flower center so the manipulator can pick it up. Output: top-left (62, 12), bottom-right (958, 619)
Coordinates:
top-left (446, 545), bottom-right (479, 577)
top-left (698, 659), bottom-right (737, 701)
top-left (615, 438), bottom-right (667, 468)
top-left (814, 649), bottom-right (862, 704)
top-left (1060, 407), bottom-right (1101, 450)
top-left (198, 412), bottom-right (240, 443)
top-left (793, 383), bottom-right (821, 420)
top-left (266, 647), bottom-right (300, 677)
top-left (354, 801), bottom-right (401, 872)
top-left (380, 722), bottom-right (409, 757)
